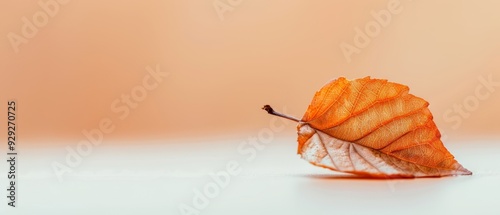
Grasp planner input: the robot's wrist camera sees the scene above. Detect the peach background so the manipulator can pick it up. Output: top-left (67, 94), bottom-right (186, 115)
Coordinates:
top-left (1, 0), bottom-right (499, 145)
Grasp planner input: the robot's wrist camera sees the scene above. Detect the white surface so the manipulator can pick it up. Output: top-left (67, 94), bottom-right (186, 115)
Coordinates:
top-left (1, 137), bottom-right (499, 215)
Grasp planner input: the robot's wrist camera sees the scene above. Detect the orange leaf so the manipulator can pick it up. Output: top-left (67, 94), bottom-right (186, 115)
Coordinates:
top-left (263, 76), bottom-right (471, 178)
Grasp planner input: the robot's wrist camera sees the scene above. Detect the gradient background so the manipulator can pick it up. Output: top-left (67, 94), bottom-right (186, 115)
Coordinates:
top-left (1, 0), bottom-right (500, 143)
top-left (1, 0), bottom-right (500, 214)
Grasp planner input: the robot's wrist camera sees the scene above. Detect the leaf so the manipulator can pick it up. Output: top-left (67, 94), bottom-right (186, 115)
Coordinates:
top-left (263, 76), bottom-right (471, 178)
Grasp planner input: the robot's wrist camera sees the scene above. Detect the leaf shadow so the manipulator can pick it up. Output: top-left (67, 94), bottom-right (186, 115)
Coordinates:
top-left (297, 173), bottom-right (419, 181)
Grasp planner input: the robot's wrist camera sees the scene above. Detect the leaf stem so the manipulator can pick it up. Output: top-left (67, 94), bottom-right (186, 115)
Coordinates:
top-left (261, 105), bottom-right (300, 122)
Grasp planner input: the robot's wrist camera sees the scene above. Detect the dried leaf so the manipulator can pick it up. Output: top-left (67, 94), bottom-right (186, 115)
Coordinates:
top-left (263, 76), bottom-right (471, 178)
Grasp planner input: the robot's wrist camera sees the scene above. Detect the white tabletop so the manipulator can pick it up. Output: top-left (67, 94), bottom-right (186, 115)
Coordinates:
top-left (2, 137), bottom-right (498, 215)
